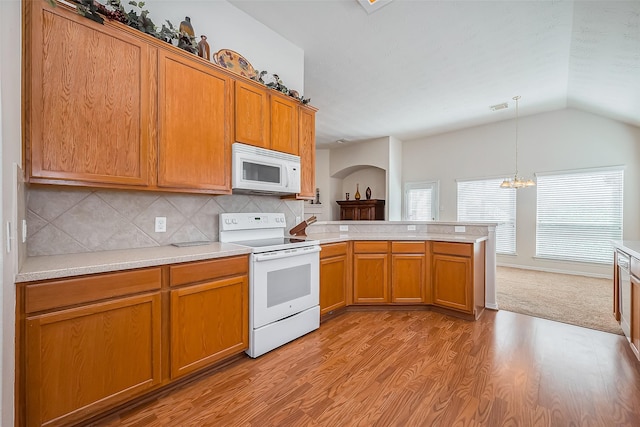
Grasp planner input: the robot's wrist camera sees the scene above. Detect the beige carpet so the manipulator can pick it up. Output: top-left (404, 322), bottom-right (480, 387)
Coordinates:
top-left (496, 266), bottom-right (623, 335)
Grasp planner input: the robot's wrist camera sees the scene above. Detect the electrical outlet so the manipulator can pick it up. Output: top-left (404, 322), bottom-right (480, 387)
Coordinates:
top-left (339, 225), bottom-right (349, 232)
top-left (155, 217), bottom-right (167, 233)
top-left (296, 216), bottom-right (301, 224)
top-left (455, 226), bottom-right (466, 233)
top-left (407, 225), bottom-right (416, 231)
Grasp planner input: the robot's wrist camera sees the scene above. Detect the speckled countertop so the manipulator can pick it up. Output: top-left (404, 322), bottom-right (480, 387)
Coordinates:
top-left (612, 241), bottom-right (640, 260)
top-left (307, 232), bottom-right (488, 245)
top-left (16, 242), bottom-right (252, 283)
top-left (17, 233), bottom-right (488, 283)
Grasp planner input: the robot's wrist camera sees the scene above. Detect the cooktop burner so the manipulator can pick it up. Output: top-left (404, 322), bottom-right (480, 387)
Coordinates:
top-left (229, 237), bottom-right (318, 253)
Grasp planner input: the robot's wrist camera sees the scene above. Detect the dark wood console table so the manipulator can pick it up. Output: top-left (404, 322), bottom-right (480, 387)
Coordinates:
top-left (337, 200), bottom-right (385, 220)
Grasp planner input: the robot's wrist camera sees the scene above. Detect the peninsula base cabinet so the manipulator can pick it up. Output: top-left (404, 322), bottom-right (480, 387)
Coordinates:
top-left (18, 255), bottom-right (249, 427)
top-left (320, 242), bottom-right (349, 314)
top-left (432, 241), bottom-right (486, 319)
top-left (352, 241), bottom-right (429, 305)
top-left (353, 241), bottom-right (390, 303)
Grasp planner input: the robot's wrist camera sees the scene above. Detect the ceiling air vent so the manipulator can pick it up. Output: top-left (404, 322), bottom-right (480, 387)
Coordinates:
top-left (490, 102), bottom-right (509, 111)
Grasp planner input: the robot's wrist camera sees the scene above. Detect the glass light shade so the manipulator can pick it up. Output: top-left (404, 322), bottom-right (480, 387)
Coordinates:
top-left (500, 175), bottom-right (536, 189)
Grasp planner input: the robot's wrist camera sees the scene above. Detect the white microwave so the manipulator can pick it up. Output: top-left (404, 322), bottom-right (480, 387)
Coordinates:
top-left (232, 143), bottom-right (301, 195)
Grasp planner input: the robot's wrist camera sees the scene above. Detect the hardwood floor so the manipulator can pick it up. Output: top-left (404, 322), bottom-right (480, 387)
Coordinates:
top-left (96, 310), bottom-right (640, 426)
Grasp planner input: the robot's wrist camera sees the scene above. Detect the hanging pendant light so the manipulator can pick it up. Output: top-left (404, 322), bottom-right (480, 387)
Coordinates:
top-left (500, 96), bottom-right (535, 189)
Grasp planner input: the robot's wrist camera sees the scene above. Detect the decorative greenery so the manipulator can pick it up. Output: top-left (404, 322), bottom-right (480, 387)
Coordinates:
top-left (70, 0), bottom-right (197, 54)
top-left (260, 73), bottom-right (311, 104)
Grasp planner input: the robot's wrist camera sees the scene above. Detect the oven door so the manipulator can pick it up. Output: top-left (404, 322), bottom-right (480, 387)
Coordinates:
top-left (250, 245), bottom-right (320, 329)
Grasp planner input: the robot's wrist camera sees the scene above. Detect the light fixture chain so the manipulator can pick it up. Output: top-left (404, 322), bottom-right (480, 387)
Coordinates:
top-left (514, 95), bottom-right (520, 176)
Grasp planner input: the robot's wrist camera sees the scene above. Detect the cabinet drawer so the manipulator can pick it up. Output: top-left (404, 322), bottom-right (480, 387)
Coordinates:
top-left (354, 241), bottom-right (389, 254)
top-left (170, 255), bottom-right (248, 287)
top-left (391, 241), bottom-right (425, 254)
top-left (432, 241), bottom-right (472, 257)
top-left (321, 242), bottom-right (348, 259)
top-left (631, 256), bottom-right (640, 279)
top-left (25, 268), bottom-right (162, 314)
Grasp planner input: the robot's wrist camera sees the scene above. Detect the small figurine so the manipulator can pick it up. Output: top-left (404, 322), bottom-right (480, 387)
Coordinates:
top-left (179, 16), bottom-right (195, 37)
top-left (197, 35), bottom-right (210, 60)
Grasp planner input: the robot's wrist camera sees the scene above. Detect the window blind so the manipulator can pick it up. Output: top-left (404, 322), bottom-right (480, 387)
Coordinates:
top-left (536, 168), bottom-right (623, 264)
top-left (457, 178), bottom-right (516, 255)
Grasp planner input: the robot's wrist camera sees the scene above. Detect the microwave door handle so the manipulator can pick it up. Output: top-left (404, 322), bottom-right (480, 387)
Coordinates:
top-left (285, 167), bottom-right (290, 189)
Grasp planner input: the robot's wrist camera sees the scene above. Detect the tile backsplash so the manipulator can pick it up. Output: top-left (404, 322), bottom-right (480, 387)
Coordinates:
top-left (26, 187), bottom-right (303, 256)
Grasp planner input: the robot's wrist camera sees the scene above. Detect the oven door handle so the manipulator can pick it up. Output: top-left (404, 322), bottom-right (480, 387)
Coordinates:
top-left (253, 245), bottom-right (321, 262)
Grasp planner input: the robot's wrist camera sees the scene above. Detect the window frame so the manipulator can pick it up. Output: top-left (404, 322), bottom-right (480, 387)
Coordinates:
top-left (403, 181), bottom-right (439, 221)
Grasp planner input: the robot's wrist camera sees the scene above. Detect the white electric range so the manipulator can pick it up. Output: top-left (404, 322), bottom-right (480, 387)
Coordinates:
top-left (219, 213), bottom-right (320, 358)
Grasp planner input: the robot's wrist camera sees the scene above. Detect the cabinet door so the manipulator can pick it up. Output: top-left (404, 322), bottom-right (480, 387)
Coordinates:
top-left (170, 275), bottom-right (248, 379)
top-left (26, 2), bottom-right (152, 187)
top-left (270, 95), bottom-right (299, 155)
top-left (632, 275), bottom-right (640, 359)
top-left (391, 254), bottom-right (425, 303)
top-left (158, 49), bottom-right (232, 192)
top-left (320, 255), bottom-right (348, 314)
top-left (359, 206), bottom-right (375, 220)
top-left (353, 253), bottom-right (389, 303)
top-left (235, 80), bottom-right (269, 149)
top-left (297, 106), bottom-right (316, 199)
top-left (340, 206), bottom-right (359, 220)
top-left (432, 253), bottom-right (472, 313)
top-left (25, 293), bottom-right (161, 427)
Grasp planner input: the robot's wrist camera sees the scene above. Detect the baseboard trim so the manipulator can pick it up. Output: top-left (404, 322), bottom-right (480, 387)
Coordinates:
top-left (485, 303), bottom-right (499, 310)
top-left (497, 262), bottom-right (611, 280)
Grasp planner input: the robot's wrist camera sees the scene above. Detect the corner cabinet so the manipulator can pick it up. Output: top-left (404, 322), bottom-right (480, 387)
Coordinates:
top-left (24, 1), bottom-right (153, 188)
top-left (157, 49), bottom-right (232, 192)
top-left (432, 241), bottom-right (485, 319)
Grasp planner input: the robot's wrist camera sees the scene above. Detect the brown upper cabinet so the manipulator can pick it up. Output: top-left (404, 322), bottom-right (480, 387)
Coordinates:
top-left (23, 1), bottom-right (316, 195)
top-left (234, 80), bottom-right (270, 149)
top-left (157, 48), bottom-right (232, 192)
top-left (270, 95), bottom-right (299, 155)
top-left (297, 105), bottom-right (317, 199)
top-left (234, 80), bottom-right (300, 156)
top-left (24, 1), bottom-right (153, 188)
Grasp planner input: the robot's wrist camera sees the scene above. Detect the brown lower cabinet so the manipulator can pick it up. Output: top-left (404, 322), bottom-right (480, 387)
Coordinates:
top-left (432, 241), bottom-right (485, 319)
top-left (319, 242), bottom-right (349, 314)
top-left (18, 255), bottom-right (249, 427)
top-left (336, 240), bottom-right (483, 317)
top-left (351, 241), bottom-right (430, 305)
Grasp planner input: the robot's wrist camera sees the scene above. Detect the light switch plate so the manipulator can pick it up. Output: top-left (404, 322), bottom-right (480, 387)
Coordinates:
top-left (339, 225), bottom-right (349, 232)
top-left (455, 226), bottom-right (466, 233)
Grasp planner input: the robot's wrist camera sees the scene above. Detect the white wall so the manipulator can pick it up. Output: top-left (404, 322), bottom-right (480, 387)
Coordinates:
top-left (1, 1), bottom-right (21, 424)
top-left (142, 0), bottom-right (304, 93)
top-left (341, 168), bottom-right (385, 201)
top-left (388, 136), bottom-right (403, 220)
top-left (329, 137), bottom-right (402, 219)
top-left (403, 108), bottom-right (640, 276)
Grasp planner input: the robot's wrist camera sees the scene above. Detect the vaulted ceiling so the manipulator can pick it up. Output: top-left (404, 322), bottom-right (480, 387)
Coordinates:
top-left (229, 0), bottom-right (640, 148)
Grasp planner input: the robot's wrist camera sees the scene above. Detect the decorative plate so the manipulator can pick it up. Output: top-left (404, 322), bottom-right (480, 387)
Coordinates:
top-left (213, 49), bottom-right (256, 79)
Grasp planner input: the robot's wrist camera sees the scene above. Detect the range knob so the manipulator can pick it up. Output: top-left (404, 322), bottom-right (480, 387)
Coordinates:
top-left (225, 219), bottom-right (231, 224)
top-left (232, 219), bottom-right (238, 224)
